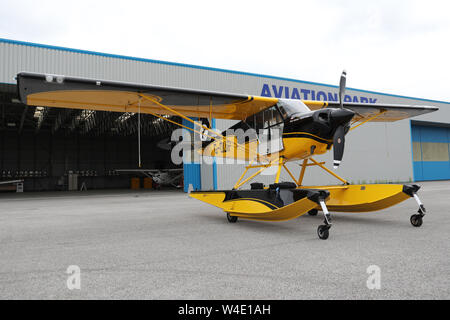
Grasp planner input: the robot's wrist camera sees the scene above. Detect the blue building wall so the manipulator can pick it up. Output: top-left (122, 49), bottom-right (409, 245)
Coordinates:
top-left (182, 118), bottom-right (201, 192)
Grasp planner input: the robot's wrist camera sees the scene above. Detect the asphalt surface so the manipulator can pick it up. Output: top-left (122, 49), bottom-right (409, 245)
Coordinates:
top-left (0, 181), bottom-right (449, 299)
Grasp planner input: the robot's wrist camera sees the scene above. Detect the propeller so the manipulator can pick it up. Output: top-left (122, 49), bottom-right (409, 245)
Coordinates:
top-left (339, 70), bottom-right (346, 109)
top-left (333, 125), bottom-right (345, 169)
top-left (332, 70), bottom-right (350, 169)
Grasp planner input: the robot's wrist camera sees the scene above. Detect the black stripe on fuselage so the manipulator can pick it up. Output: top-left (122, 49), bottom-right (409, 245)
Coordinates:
top-left (282, 132), bottom-right (331, 144)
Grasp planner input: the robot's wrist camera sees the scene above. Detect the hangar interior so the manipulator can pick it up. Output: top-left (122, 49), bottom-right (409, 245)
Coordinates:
top-left (0, 83), bottom-right (181, 191)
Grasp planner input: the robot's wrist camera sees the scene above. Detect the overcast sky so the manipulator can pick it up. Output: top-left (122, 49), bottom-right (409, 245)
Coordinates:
top-left (1, 0), bottom-right (449, 101)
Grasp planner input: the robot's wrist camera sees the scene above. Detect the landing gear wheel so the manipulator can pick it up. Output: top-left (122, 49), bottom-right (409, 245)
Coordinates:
top-left (308, 209), bottom-right (318, 216)
top-left (227, 213), bottom-right (238, 223)
top-left (317, 225), bottom-right (330, 240)
top-left (410, 214), bottom-right (423, 227)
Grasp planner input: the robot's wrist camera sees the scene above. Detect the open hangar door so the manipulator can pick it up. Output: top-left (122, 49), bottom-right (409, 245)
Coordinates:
top-left (0, 84), bottom-right (182, 191)
top-left (411, 121), bottom-right (450, 181)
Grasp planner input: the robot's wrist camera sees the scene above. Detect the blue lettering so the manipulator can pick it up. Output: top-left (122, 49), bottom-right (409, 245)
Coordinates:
top-left (327, 92), bottom-right (338, 101)
top-left (301, 89), bottom-right (310, 100)
top-left (272, 85), bottom-right (284, 98)
top-left (261, 84), bottom-right (378, 104)
top-left (261, 84), bottom-right (271, 97)
top-left (291, 88), bottom-right (300, 99)
top-left (317, 91), bottom-right (327, 101)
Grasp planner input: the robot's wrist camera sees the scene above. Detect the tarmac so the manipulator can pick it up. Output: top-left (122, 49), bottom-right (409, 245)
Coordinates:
top-left (0, 181), bottom-right (448, 299)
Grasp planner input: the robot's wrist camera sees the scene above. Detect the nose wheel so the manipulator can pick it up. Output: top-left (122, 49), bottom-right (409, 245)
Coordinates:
top-left (317, 224), bottom-right (331, 240)
top-left (403, 185), bottom-right (427, 228)
top-left (317, 200), bottom-right (332, 240)
top-left (410, 192), bottom-right (426, 228)
top-left (410, 214), bottom-right (423, 227)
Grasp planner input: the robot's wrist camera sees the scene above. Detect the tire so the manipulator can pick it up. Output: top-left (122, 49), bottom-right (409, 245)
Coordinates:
top-left (317, 225), bottom-right (330, 240)
top-left (410, 214), bottom-right (423, 227)
top-left (227, 213), bottom-right (238, 223)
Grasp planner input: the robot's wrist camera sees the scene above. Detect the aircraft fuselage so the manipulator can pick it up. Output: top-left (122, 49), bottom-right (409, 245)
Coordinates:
top-left (203, 99), bottom-right (354, 163)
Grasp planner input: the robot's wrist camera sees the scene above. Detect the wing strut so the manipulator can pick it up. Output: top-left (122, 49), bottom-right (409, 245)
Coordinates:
top-left (349, 110), bottom-right (387, 131)
top-left (138, 93), bottom-right (270, 163)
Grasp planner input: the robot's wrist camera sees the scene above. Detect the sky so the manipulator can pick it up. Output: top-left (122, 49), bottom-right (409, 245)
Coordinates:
top-left (1, 0), bottom-right (449, 102)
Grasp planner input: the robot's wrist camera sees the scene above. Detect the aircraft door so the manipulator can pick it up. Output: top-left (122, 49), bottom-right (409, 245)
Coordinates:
top-left (257, 106), bottom-right (284, 156)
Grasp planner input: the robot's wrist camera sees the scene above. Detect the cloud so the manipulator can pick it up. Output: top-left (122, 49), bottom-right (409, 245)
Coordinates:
top-left (1, 0), bottom-right (449, 101)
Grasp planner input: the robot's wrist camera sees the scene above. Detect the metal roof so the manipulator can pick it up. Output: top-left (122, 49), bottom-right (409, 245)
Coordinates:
top-left (1, 38), bottom-right (449, 105)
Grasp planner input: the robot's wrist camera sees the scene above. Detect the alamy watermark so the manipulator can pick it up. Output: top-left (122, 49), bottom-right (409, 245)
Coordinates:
top-left (66, 265), bottom-right (81, 290)
top-left (366, 265), bottom-right (381, 290)
top-left (170, 126), bottom-right (284, 171)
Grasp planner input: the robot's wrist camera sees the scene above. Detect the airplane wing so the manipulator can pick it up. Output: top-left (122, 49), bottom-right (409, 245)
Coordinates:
top-left (302, 100), bottom-right (438, 122)
top-left (114, 169), bottom-right (159, 179)
top-left (164, 168), bottom-right (184, 172)
top-left (17, 72), bottom-right (278, 120)
top-left (17, 72), bottom-right (437, 123)
top-left (114, 168), bottom-right (182, 175)
top-left (0, 179), bottom-right (23, 185)
top-left (167, 172), bottom-right (184, 184)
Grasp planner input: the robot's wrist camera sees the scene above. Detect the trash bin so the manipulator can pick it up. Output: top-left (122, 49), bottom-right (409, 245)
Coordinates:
top-left (131, 177), bottom-right (140, 190)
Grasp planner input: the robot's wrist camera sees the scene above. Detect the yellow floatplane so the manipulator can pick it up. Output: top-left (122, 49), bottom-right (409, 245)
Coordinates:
top-left (16, 71), bottom-right (437, 239)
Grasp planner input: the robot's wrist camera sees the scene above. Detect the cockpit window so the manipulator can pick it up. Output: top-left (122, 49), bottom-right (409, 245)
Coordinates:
top-left (244, 105), bottom-right (283, 130)
top-left (278, 105), bottom-right (288, 119)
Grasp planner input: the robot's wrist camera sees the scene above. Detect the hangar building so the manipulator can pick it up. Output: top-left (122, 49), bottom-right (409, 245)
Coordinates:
top-left (0, 38), bottom-right (449, 192)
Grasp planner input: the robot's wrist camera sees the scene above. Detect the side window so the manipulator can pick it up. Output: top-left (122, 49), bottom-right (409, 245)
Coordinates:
top-left (274, 108), bottom-right (283, 124)
top-left (244, 105), bottom-right (284, 131)
top-left (269, 108), bottom-right (283, 127)
top-left (263, 108), bottom-right (272, 128)
top-left (277, 105), bottom-right (288, 119)
top-left (265, 106), bottom-right (283, 128)
top-left (255, 111), bottom-right (264, 130)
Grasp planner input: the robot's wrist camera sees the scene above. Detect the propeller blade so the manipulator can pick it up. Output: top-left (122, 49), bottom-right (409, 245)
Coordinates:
top-left (339, 70), bottom-right (347, 109)
top-left (333, 125), bottom-right (345, 169)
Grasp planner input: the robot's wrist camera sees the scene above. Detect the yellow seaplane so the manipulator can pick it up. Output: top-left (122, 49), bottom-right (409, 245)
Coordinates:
top-left (16, 71), bottom-right (438, 239)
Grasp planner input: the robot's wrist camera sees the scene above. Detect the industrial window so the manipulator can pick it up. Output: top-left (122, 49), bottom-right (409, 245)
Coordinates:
top-left (420, 142), bottom-right (450, 162)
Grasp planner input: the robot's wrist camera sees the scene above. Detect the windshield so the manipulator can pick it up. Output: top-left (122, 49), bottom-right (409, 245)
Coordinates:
top-left (277, 99), bottom-right (311, 118)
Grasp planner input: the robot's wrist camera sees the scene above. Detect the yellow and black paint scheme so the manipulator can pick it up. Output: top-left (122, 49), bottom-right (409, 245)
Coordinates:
top-left (17, 72), bottom-right (437, 125)
top-left (200, 108), bottom-right (338, 163)
top-left (301, 184), bottom-right (418, 212)
top-left (16, 72), bottom-right (436, 238)
top-left (190, 183), bottom-right (330, 221)
top-left (190, 183), bottom-right (422, 221)
top-left (17, 72), bottom-right (437, 166)
top-left (201, 131), bottom-right (331, 163)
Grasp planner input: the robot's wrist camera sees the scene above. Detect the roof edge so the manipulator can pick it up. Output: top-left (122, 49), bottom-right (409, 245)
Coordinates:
top-left (1, 38), bottom-right (449, 105)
